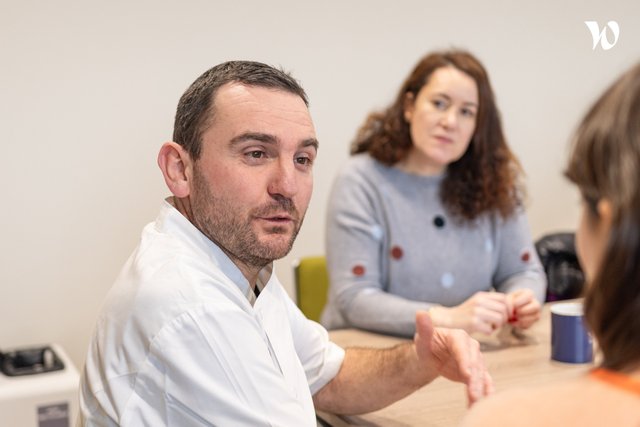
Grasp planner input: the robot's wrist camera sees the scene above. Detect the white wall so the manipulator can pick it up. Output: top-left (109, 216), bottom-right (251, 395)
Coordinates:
top-left (2, 0), bottom-right (639, 369)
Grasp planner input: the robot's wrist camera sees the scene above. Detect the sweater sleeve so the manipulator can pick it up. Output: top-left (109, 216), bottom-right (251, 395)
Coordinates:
top-left (491, 208), bottom-right (547, 303)
top-left (323, 160), bottom-right (431, 337)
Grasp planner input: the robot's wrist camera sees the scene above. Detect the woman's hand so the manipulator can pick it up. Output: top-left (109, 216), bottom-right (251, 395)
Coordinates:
top-left (430, 292), bottom-right (510, 335)
top-left (506, 289), bottom-right (541, 329)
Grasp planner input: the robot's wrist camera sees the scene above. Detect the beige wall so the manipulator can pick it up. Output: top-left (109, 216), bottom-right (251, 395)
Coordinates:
top-left (2, 0), bottom-right (639, 369)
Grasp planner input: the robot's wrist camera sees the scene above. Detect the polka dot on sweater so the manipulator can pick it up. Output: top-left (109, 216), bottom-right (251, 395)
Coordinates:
top-left (352, 265), bottom-right (365, 276)
top-left (390, 246), bottom-right (403, 259)
top-left (441, 272), bottom-right (455, 288)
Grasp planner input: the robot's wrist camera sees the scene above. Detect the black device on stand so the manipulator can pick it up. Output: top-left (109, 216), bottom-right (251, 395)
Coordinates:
top-left (0, 345), bottom-right (65, 377)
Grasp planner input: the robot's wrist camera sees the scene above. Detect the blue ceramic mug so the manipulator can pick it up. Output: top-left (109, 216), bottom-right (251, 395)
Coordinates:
top-left (550, 302), bottom-right (593, 364)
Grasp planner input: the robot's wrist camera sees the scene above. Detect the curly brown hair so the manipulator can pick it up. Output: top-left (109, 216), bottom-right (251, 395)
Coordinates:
top-left (351, 50), bottom-right (523, 222)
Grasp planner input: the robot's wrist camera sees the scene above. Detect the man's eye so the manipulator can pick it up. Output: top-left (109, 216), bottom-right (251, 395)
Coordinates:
top-left (247, 150), bottom-right (265, 159)
top-left (296, 156), bottom-right (312, 165)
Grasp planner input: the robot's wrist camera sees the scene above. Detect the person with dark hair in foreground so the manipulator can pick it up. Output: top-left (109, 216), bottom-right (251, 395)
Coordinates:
top-left (77, 61), bottom-right (492, 426)
top-left (462, 62), bottom-right (640, 426)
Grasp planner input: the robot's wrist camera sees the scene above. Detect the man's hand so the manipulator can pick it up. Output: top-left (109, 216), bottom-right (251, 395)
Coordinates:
top-left (313, 311), bottom-right (493, 415)
top-left (414, 311), bottom-right (493, 405)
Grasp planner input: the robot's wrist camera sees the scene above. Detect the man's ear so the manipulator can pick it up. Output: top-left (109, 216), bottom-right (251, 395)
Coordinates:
top-left (158, 142), bottom-right (192, 198)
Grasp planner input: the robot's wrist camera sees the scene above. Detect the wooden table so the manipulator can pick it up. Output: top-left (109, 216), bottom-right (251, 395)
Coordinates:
top-left (318, 301), bottom-right (593, 426)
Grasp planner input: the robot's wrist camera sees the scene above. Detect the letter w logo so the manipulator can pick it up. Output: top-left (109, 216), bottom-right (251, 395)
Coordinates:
top-left (584, 21), bottom-right (620, 50)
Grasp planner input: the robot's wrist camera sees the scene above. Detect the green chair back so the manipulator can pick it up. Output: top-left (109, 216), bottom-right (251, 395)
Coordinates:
top-left (293, 256), bottom-right (329, 322)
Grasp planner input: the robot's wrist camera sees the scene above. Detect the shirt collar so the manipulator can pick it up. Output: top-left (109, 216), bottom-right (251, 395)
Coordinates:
top-left (161, 197), bottom-right (275, 305)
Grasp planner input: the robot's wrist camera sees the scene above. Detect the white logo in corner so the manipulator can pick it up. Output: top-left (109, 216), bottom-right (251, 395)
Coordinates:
top-left (584, 21), bottom-right (620, 50)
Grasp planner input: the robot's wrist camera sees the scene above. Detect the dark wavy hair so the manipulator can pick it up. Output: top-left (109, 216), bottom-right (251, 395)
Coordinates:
top-left (565, 62), bottom-right (640, 372)
top-left (352, 50), bottom-right (523, 221)
top-left (173, 60), bottom-right (308, 161)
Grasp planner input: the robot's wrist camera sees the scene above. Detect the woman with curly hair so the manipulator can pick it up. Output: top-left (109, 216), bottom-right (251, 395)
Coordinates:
top-left (462, 61), bottom-right (640, 427)
top-left (321, 50), bottom-right (546, 336)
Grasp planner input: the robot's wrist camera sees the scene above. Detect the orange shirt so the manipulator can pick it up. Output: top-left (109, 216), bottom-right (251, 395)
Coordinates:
top-left (591, 368), bottom-right (640, 396)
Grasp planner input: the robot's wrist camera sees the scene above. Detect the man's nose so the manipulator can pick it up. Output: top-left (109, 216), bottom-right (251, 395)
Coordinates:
top-left (268, 158), bottom-right (298, 199)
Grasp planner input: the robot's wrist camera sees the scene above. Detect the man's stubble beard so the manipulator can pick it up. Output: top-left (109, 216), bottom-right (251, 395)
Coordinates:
top-left (191, 166), bottom-right (304, 270)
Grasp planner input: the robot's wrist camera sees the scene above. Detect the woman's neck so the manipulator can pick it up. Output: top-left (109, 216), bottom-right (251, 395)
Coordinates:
top-left (394, 155), bottom-right (445, 176)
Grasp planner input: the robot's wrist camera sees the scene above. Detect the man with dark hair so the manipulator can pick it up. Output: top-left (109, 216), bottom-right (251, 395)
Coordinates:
top-left (78, 61), bottom-right (492, 426)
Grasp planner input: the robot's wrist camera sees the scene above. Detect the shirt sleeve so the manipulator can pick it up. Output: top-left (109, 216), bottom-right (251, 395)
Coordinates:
top-left (324, 162), bottom-right (431, 336)
top-left (278, 286), bottom-right (345, 395)
top-left (492, 208), bottom-right (547, 302)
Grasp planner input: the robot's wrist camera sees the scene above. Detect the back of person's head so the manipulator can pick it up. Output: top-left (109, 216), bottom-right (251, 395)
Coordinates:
top-left (173, 61), bottom-right (308, 161)
top-left (565, 62), bottom-right (640, 372)
top-left (353, 49), bottom-right (521, 221)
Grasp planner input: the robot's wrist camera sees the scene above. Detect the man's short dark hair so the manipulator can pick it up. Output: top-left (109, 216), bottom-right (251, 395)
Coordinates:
top-left (173, 61), bottom-right (309, 160)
